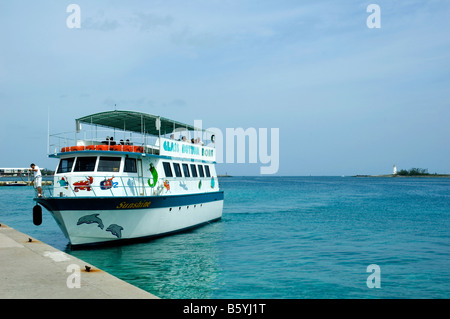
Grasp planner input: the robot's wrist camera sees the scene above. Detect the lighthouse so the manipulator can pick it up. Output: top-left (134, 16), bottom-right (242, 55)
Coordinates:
top-left (393, 165), bottom-right (397, 175)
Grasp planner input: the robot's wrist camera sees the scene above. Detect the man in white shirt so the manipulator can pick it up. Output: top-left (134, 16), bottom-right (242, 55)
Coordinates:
top-left (30, 163), bottom-right (42, 197)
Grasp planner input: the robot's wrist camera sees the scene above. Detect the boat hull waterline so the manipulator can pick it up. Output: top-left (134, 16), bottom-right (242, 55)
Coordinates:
top-left (37, 191), bottom-right (223, 246)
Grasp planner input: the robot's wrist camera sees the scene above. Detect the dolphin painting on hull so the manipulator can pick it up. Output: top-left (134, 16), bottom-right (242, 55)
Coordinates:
top-left (106, 224), bottom-right (124, 239)
top-left (77, 214), bottom-right (104, 230)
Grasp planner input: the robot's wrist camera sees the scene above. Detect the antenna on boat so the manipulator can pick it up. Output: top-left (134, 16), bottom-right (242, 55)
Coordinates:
top-left (47, 106), bottom-right (50, 154)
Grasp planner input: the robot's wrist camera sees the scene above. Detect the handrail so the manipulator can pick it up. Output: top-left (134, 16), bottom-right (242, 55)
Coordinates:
top-left (39, 175), bottom-right (216, 198)
top-left (48, 129), bottom-right (215, 156)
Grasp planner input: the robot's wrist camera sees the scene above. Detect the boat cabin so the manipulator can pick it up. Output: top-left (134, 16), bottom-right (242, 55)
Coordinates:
top-left (47, 110), bottom-right (218, 198)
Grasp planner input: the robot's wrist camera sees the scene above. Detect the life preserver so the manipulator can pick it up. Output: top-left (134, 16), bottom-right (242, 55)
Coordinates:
top-left (96, 145), bottom-right (109, 151)
top-left (70, 146), bottom-right (85, 151)
top-left (133, 146), bottom-right (144, 153)
top-left (123, 145), bottom-right (133, 152)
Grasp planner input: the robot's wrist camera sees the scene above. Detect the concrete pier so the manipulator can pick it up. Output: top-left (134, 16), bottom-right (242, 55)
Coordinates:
top-left (0, 223), bottom-right (158, 299)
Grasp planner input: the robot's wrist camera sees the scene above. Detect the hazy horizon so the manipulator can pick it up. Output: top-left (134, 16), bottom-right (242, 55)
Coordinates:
top-left (1, 1), bottom-right (449, 176)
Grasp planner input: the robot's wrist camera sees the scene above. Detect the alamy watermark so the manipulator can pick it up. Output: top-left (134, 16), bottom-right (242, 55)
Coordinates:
top-left (67, 4), bottom-right (381, 30)
top-left (367, 4), bottom-right (381, 29)
top-left (62, 2), bottom-right (380, 174)
top-left (66, 4), bottom-right (81, 29)
top-left (366, 264), bottom-right (381, 288)
top-left (174, 120), bottom-right (280, 175)
top-left (66, 264), bottom-right (81, 288)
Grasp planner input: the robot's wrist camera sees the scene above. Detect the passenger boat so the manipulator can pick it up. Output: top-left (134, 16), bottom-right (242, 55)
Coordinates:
top-left (34, 110), bottom-right (224, 246)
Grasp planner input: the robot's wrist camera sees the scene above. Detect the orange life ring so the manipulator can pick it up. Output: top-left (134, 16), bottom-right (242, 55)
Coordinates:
top-left (133, 146), bottom-right (144, 153)
top-left (70, 146), bottom-right (85, 151)
top-left (96, 145), bottom-right (109, 151)
top-left (112, 145), bottom-right (124, 152)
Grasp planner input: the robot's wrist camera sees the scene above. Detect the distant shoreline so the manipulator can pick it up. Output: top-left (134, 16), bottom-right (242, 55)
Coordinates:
top-left (354, 174), bottom-right (450, 178)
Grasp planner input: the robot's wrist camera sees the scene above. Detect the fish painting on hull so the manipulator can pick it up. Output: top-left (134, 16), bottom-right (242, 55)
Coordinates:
top-left (58, 177), bottom-right (69, 189)
top-left (100, 177), bottom-right (118, 190)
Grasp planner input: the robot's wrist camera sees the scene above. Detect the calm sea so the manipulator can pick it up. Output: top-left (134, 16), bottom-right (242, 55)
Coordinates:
top-left (1, 176), bottom-right (449, 299)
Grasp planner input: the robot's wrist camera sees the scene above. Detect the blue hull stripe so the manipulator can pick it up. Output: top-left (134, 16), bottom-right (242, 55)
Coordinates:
top-left (36, 191), bottom-right (224, 212)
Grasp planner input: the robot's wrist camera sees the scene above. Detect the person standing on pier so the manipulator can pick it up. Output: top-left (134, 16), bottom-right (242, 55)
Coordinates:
top-left (30, 163), bottom-right (42, 197)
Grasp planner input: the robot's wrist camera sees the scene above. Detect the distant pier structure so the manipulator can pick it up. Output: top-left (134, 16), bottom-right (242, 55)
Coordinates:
top-left (0, 168), bottom-right (32, 177)
top-left (393, 165), bottom-right (398, 175)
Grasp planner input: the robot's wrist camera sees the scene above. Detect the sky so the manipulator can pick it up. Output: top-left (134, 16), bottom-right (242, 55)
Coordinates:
top-left (1, 0), bottom-right (449, 176)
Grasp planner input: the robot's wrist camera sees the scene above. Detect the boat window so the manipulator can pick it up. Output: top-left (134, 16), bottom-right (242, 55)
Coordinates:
top-left (57, 157), bottom-right (75, 173)
top-left (124, 158), bottom-right (137, 173)
top-left (198, 164), bottom-right (205, 177)
top-left (98, 157), bottom-right (121, 172)
top-left (182, 163), bottom-right (190, 177)
top-left (204, 165), bottom-right (211, 177)
top-left (190, 164), bottom-right (198, 178)
top-left (73, 156), bottom-right (97, 172)
top-left (163, 162), bottom-right (173, 177)
top-left (173, 163), bottom-right (182, 177)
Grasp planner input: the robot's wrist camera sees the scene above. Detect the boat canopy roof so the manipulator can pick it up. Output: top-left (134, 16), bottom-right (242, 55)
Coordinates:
top-left (76, 110), bottom-right (209, 136)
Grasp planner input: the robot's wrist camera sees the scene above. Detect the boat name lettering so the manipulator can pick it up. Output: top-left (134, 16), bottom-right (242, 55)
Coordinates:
top-left (163, 140), bottom-right (180, 153)
top-left (116, 201), bottom-right (151, 209)
top-left (181, 144), bottom-right (200, 156)
top-left (202, 148), bottom-right (213, 157)
top-left (163, 140), bottom-right (213, 158)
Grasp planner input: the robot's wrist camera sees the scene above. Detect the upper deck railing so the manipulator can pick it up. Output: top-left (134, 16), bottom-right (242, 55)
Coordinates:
top-left (49, 130), bottom-right (216, 162)
top-left (49, 110), bottom-right (217, 160)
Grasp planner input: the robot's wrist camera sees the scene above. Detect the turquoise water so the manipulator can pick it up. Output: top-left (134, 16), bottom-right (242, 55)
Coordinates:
top-left (1, 176), bottom-right (449, 298)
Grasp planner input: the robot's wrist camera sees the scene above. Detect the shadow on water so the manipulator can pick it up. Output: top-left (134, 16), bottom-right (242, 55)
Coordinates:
top-left (68, 221), bottom-right (225, 299)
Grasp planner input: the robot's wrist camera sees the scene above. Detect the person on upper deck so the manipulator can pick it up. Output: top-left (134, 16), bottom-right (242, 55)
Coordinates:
top-left (102, 137), bottom-right (110, 145)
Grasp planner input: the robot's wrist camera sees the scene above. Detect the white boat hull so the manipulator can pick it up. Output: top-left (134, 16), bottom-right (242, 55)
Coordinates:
top-left (37, 193), bottom-right (223, 246)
